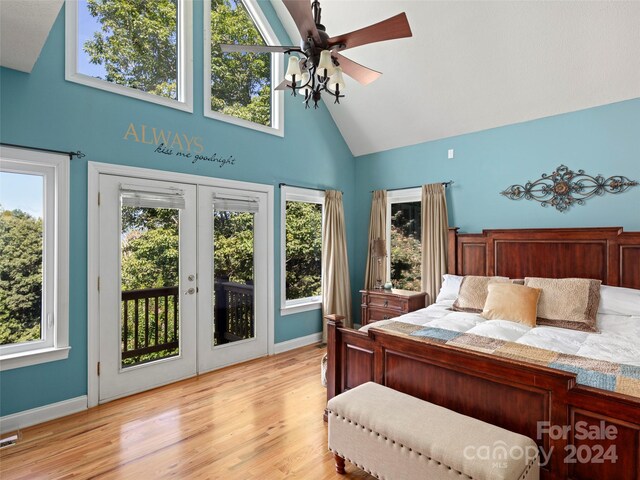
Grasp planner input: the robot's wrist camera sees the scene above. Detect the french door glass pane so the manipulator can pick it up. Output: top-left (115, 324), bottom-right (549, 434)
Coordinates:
top-left (213, 210), bottom-right (255, 346)
top-left (120, 205), bottom-right (180, 367)
top-left (0, 172), bottom-right (44, 345)
top-left (390, 201), bottom-right (422, 291)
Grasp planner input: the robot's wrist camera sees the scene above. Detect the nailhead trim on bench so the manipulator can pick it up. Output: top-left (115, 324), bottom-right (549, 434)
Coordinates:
top-left (328, 410), bottom-right (474, 479)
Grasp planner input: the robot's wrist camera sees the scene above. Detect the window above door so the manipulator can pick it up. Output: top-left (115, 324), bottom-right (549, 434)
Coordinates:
top-left (204, 0), bottom-right (284, 136)
top-left (65, 0), bottom-right (193, 112)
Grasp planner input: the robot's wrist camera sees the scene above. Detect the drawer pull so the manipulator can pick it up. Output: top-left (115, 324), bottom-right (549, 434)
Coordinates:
top-left (383, 300), bottom-right (388, 307)
top-left (383, 315), bottom-right (390, 320)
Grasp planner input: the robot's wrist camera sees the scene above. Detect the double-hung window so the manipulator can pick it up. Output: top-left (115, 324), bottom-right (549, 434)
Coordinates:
top-left (0, 147), bottom-right (69, 370)
top-left (386, 188), bottom-right (422, 291)
top-left (65, 0), bottom-right (193, 112)
top-left (280, 186), bottom-right (323, 315)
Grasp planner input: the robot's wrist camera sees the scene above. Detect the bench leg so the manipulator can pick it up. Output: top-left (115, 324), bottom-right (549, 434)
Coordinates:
top-left (334, 453), bottom-right (346, 474)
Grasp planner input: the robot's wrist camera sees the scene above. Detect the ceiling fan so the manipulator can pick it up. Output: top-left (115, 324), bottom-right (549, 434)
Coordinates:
top-left (220, 0), bottom-right (412, 109)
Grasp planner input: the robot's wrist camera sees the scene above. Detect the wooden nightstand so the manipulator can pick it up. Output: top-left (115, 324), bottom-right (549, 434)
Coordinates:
top-left (360, 289), bottom-right (427, 325)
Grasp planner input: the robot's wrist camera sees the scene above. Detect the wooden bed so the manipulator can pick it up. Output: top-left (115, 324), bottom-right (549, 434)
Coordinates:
top-left (326, 227), bottom-right (640, 480)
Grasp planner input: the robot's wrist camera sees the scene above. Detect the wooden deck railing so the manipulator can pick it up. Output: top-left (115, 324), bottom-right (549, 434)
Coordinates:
top-left (213, 277), bottom-right (255, 345)
top-left (121, 279), bottom-right (254, 363)
top-left (121, 286), bottom-right (179, 362)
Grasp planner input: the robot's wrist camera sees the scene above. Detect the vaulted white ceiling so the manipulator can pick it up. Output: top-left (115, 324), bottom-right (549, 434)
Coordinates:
top-left (272, 1), bottom-right (640, 157)
top-left (1, 1), bottom-right (637, 157)
top-left (0, 0), bottom-right (63, 73)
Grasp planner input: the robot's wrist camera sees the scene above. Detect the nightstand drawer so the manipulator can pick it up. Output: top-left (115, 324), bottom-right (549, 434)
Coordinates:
top-left (368, 308), bottom-right (400, 322)
top-left (360, 289), bottom-right (427, 326)
top-left (368, 294), bottom-right (405, 311)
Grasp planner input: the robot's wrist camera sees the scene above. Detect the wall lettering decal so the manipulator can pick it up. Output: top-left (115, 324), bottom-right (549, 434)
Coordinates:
top-left (501, 165), bottom-right (638, 212)
top-left (123, 123), bottom-right (236, 168)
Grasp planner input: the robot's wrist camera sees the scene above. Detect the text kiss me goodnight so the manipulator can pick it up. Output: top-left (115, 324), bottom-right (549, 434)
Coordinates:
top-left (123, 123), bottom-right (235, 167)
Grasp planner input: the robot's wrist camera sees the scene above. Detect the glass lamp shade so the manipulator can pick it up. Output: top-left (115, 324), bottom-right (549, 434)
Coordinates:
top-left (285, 56), bottom-right (302, 81)
top-left (327, 67), bottom-right (346, 91)
top-left (317, 50), bottom-right (335, 77)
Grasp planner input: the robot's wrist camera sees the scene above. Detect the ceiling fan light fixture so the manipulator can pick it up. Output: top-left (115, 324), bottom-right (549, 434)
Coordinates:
top-left (285, 56), bottom-right (302, 81)
top-left (227, 0), bottom-right (412, 109)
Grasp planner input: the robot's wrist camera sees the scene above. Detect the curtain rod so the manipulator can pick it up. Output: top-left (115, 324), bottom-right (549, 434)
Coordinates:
top-left (372, 181), bottom-right (454, 193)
top-left (1, 142), bottom-right (85, 160)
top-left (279, 182), bottom-right (343, 194)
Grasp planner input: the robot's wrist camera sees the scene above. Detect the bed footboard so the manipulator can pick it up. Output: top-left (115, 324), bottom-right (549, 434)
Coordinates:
top-left (325, 316), bottom-right (640, 480)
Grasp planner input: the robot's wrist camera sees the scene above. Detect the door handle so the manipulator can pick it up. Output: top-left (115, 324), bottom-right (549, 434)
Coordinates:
top-left (185, 287), bottom-right (195, 295)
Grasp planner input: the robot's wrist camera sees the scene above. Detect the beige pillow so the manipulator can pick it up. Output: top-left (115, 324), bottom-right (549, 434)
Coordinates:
top-left (481, 283), bottom-right (541, 327)
top-left (452, 276), bottom-right (510, 313)
top-left (523, 277), bottom-right (602, 332)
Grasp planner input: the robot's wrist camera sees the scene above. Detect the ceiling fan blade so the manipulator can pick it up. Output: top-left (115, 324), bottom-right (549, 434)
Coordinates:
top-left (219, 44), bottom-right (302, 54)
top-left (328, 13), bottom-right (412, 51)
top-left (333, 53), bottom-right (381, 85)
top-left (283, 0), bottom-right (322, 46)
top-left (275, 79), bottom-right (293, 91)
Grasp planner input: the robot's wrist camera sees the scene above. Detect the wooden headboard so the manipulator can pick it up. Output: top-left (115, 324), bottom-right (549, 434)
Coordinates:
top-left (447, 227), bottom-right (640, 289)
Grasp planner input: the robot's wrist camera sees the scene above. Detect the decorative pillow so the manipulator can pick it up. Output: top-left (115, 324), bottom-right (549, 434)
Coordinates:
top-left (481, 283), bottom-right (541, 327)
top-left (524, 277), bottom-right (602, 332)
top-left (451, 276), bottom-right (510, 313)
top-left (435, 274), bottom-right (464, 303)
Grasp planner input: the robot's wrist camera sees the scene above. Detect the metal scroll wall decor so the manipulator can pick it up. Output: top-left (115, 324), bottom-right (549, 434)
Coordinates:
top-left (501, 165), bottom-right (638, 212)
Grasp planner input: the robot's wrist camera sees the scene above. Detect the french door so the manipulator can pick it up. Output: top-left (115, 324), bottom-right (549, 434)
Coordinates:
top-left (98, 174), bottom-right (268, 403)
top-left (197, 186), bottom-right (268, 372)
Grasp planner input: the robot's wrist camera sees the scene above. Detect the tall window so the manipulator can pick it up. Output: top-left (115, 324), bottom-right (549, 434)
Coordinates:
top-left (387, 189), bottom-right (421, 291)
top-left (204, 0), bottom-right (283, 136)
top-left (0, 147), bottom-right (69, 370)
top-left (280, 186), bottom-right (323, 314)
top-left (66, 0), bottom-right (193, 111)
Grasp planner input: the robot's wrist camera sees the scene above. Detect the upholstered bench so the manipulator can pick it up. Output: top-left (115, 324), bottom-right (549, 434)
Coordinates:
top-left (327, 382), bottom-right (539, 480)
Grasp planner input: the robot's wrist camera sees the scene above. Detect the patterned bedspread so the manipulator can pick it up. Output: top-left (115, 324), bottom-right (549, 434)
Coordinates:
top-left (376, 321), bottom-right (640, 399)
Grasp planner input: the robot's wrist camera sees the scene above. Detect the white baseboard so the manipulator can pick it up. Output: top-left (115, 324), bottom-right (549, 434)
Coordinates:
top-left (0, 396), bottom-right (87, 434)
top-left (274, 332), bottom-right (322, 354)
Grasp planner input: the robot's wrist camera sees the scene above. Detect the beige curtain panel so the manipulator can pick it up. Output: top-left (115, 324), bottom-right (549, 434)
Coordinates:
top-left (322, 190), bottom-right (353, 341)
top-left (421, 183), bottom-right (449, 305)
top-left (364, 190), bottom-right (387, 290)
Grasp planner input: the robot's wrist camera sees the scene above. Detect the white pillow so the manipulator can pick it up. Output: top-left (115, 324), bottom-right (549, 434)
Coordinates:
top-left (435, 274), bottom-right (464, 303)
top-left (598, 285), bottom-right (640, 316)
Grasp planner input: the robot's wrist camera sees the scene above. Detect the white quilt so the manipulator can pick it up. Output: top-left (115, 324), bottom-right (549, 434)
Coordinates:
top-left (361, 299), bottom-right (640, 366)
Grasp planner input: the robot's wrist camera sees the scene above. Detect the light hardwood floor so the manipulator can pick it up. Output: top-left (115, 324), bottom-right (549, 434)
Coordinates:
top-left (1, 345), bottom-right (373, 480)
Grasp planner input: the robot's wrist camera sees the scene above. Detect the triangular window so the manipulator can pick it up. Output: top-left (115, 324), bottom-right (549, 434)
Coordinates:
top-left (205, 0), bottom-right (282, 135)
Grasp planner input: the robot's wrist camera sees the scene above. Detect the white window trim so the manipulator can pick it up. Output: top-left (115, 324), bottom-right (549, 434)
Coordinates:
top-left (386, 188), bottom-right (421, 283)
top-left (280, 186), bottom-right (324, 316)
top-left (203, 0), bottom-right (284, 137)
top-left (0, 147), bottom-right (70, 371)
top-left (65, 0), bottom-right (193, 113)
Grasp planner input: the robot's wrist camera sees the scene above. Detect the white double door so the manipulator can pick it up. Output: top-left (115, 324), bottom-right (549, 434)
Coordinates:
top-left (98, 174), bottom-right (268, 402)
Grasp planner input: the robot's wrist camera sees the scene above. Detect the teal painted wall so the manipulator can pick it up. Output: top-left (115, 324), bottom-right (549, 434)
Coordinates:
top-left (2, 0), bottom-right (638, 419)
top-left (0, 1), bottom-right (355, 415)
top-left (352, 99), bottom-right (640, 321)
